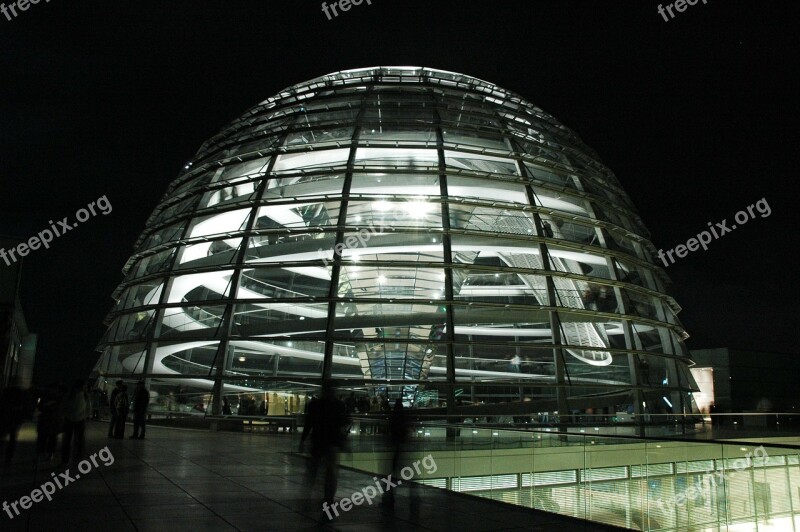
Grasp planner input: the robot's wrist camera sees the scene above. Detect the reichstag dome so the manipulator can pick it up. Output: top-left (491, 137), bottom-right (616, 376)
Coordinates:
top-left (94, 66), bottom-right (698, 418)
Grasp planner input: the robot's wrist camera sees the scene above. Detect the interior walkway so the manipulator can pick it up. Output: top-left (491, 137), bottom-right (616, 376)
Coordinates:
top-left (0, 422), bottom-right (624, 531)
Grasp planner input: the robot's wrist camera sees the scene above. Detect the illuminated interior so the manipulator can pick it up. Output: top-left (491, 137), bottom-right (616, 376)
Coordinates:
top-left (94, 67), bottom-right (698, 415)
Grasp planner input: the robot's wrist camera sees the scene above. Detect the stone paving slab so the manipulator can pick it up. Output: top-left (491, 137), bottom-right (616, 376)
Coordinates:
top-left (0, 422), bottom-right (623, 531)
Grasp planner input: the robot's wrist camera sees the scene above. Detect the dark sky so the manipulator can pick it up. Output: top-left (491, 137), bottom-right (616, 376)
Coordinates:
top-left (1, 1), bottom-right (797, 384)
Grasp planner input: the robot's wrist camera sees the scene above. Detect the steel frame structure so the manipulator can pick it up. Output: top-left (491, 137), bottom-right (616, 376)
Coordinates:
top-left (94, 67), bottom-right (698, 417)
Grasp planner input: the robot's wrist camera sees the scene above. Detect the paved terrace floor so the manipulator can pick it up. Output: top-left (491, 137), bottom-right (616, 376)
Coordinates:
top-left (0, 422), bottom-right (624, 532)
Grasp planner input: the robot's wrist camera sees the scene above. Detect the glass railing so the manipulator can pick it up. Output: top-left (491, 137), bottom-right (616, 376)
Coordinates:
top-left (340, 421), bottom-right (800, 531)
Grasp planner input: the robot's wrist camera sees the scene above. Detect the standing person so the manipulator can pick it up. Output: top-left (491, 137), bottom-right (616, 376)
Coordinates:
top-left (380, 395), bottom-right (391, 413)
top-left (299, 386), bottom-right (349, 518)
top-left (0, 381), bottom-right (28, 466)
top-left (36, 383), bottom-right (64, 462)
top-left (383, 398), bottom-right (412, 509)
top-left (130, 380), bottom-right (150, 440)
top-left (90, 387), bottom-right (101, 420)
top-left (108, 380), bottom-right (124, 438)
top-left (357, 395), bottom-right (371, 434)
top-left (61, 380), bottom-right (90, 465)
top-left (113, 384), bottom-right (131, 440)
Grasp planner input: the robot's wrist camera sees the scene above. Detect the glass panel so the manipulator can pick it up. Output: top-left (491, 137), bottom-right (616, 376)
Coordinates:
top-left (339, 266), bottom-right (446, 300)
top-left (238, 266), bottom-right (331, 299)
top-left (449, 204), bottom-right (536, 236)
top-left (159, 305), bottom-right (225, 339)
top-left (255, 201), bottom-right (339, 230)
top-left (616, 258), bottom-right (658, 291)
top-left (94, 343), bottom-right (147, 375)
top-left (341, 340), bottom-right (446, 383)
top-left (177, 237), bottom-right (242, 268)
top-left (105, 310), bottom-right (155, 343)
top-left (263, 173), bottom-right (345, 200)
top-left (444, 151), bottom-right (518, 175)
top-left (453, 343), bottom-right (556, 379)
top-left (225, 136), bottom-right (282, 157)
top-left (125, 248), bottom-right (176, 281)
top-left (284, 125), bottom-right (354, 147)
top-left (524, 163), bottom-right (580, 191)
top-left (273, 148), bottom-right (350, 171)
top-left (345, 199), bottom-right (442, 230)
top-left (622, 289), bottom-right (662, 321)
top-left (245, 233), bottom-right (335, 264)
top-left (156, 342), bottom-right (221, 376)
top-left (186, 209), bottom-right (250, 239)
top-left (360, 124), bottom-right (436, 144)
top-left (137, 222), bottom-right (186, 253)
top-left (166, 270), bottom-right (234, 303)
top-left (338, 230), bottom-right (445, 264)
top-left (232, 302), bottom-right (329, 338)
top-left (447, 175), bottom-right (528, 204)
top-left (548, 246), bottom-right (613, 280)
top-left (350, 173), bottom-right (440, 197)
top-left (211, 157), bottom-right (271, 184)
top-left (332, 302), bottom-right (445, 345)
top-left (542, 216), bottom-right (600, 246)
top-left (154, 194), bottom-right (200, 225)
top-left (442, 129), bottom-right (510, 151)
top-left (199, 179), bottom-right (258, 209)
top-left (116, 280), bottom-right (163, 311)
top-left (353, 147), bottom-right (439, 170)
top-left (530, 187), bottom-right (588, 216)
top-left (457, 268), bottom-right (546, 306)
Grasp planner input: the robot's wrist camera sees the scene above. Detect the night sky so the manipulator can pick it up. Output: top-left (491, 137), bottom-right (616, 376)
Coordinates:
top-left (1, 1), bottom-right (797, 385)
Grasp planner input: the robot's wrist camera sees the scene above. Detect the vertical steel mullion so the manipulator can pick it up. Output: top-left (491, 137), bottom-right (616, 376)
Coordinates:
top-left (136, 185), bottom-right (208, 387)
top-left (509, 130), bottom-right (572, 421)
top-left (607, 256), bottom-right (647, 436)
top-left (519, 165), bottom-right (570, 424)
top-left (321, 87), bottom-right (371, 382)
top-left (432, 96), bottom-right (457, 417)
top-left (210, 141), bottom-right (285, 415)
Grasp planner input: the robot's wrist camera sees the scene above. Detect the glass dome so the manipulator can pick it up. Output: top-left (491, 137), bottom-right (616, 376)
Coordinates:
top-left (95, 67), bottom-right (698, 417)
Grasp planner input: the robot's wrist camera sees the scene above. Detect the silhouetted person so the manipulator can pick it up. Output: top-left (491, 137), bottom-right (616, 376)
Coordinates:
top-left (300, 386), bottom-right (349, 517)
top-left (130, 380), bottom-right (150, 439)
top-left (62, 379), bottom-right (90, 465)
top-left (357, 395), bottom-right (370, 414)
top-left (109, 382), bottom-right (130, 439)
top-left (108, 380), bottom-right (124, 438)
top-left (37, 383), bottom-right (64, 462)
top-left (222, 397), bottom-right (232, 415)
top-left (90, 387), bottom-right (101, 420)
top-left (383, 398), bottom-right (411, 509)
top-left (0, 381), bottom-right (28, 465)
top-left (345, 392), bottom-right (356, 415)
top-left (541, 220), bottom-right (554, 238)
top-left (639, 358), bottom-right (651, 386)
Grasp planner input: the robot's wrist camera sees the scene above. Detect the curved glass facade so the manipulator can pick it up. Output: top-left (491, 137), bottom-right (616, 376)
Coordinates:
top-left (94, 66), bottom-right (698, 416)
